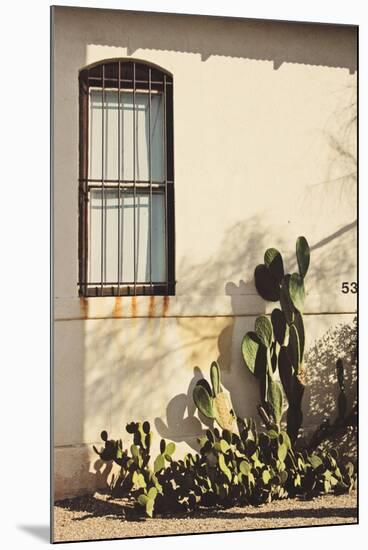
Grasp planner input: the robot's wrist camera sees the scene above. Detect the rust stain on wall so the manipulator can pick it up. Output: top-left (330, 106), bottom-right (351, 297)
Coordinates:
top-left (131, 296), bottom-right (137, 317)
top-left (79, 297), bottom-right (89, 319)
top-left (190, 349), bottom-right (199, 363)
top-left (112, 297), bottom-right (122, 318)
top-left (162, 295), bottom-right (169, 317)
top-left (148, 295), bottom-right (155, 317)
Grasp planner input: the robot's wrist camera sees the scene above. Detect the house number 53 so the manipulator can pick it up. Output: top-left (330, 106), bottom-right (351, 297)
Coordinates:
top-left (341, 282), bottom-right (358, 294)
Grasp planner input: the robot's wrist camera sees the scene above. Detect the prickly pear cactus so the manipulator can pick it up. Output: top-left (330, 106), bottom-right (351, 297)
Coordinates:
top-left (193, 361), bottom-right (235, 431)
top-left (94, 411), bottom-right (356, 518)
top-left (242, 237), bottom-right (310, 442)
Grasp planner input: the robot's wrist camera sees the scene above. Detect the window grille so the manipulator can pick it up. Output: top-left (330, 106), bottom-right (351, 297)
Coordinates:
top-left (78, 60), bottom-right (175, 297)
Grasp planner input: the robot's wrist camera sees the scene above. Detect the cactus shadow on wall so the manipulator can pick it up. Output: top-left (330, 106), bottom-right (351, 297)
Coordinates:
top-left (217, 280), bottom-right (264, 421)
top-left (90, 458), bottom-right (114, 492)
top-left (83, 217), bottom-right (356, 485)
top-left (155, 214), bottom-right (270, 441)
top-left (159, 216), bottom-right (269, 433)
top-left (154, 366), bottom-right (213, 451)
top-left (304, 317), bottom-right (357, 425)
top-left (303, 316), bottom-right (357, 461)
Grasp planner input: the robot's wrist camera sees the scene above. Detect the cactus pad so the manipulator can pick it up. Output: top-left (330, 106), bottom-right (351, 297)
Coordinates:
top-left (264, 247), bottom-right (284, 283)
top-left (213, 392), bottom-right (235, 431)
top-left (255, 315), bottom-right (273, 348)
top-left (210, 361), bottom-right (221, 396)
top-left (242, 331), bottom-right (262, 375)
top-left (289, 273), bottom-right (305, 312)
top-left (288, 324), bottom-right (301, 374)
top-left (267, 377), bottom-right (283, 426)
top-left (280, 275), bottom-right (295, 324)
top-left (193, 384), bottom-right (214, 419)
top-left (271, 308), bottom-right (287, 345)
top-left (296, 236), bottom-right (310, 278)
top-left (254, 264), bottom-right (280, 302)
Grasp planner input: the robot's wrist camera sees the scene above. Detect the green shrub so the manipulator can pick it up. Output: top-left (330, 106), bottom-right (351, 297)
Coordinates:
top-left (94, 420), bottom-right (356, 517)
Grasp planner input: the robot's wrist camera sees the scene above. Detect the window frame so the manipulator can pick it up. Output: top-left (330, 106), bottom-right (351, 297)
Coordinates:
top-left (78, 59), bottom-right (175, 297)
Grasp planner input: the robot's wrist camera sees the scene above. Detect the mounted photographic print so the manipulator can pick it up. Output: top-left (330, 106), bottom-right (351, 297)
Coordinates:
top-left (51, 5), bottom-right (358, 543)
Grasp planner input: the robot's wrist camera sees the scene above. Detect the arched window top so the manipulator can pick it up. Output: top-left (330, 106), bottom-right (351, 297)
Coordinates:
top-left (79, 59), bottom-right (173, 92)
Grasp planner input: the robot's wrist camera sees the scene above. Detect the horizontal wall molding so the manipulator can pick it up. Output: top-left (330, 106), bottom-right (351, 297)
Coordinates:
top-left (54, 294), bottom-right (357, 321)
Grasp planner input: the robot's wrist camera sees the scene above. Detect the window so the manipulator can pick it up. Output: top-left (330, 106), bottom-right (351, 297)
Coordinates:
top-left (78, 60), bottom-right (175, 297)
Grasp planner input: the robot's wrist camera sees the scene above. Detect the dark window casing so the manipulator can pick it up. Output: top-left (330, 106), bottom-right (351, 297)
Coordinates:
top-left (78, 60), bottom-right (175, 297)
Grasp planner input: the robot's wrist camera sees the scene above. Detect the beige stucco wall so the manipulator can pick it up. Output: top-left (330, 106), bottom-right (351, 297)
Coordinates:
top-left (52, 7), bottom-right (357, 500)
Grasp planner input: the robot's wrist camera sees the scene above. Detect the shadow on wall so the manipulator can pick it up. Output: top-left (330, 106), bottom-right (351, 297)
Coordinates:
top-left (154, 316), bottom-right (358, 458)
top-left (218, 283), bottom-right (263, 420)
top-left (54, 445), bottom-right (113, 500)
top-left (304, 316), bottom-right (357, 427)
top-left (301, 88), bottom-right (357, 303)
top-left (298, 82), bottom-right (357, 240)
top-left (56, 7), bottom-right (356, 73)
top-left (324, 84), bottom-right (357, 186)
top-left (177, 213), bottom-right (273, 297)
top-left (155, 213), bottom-right (357, 447)
top-left (304, 316), bottom-right (357, 462)
top-left (84, 209), bottom-right (356, 440)
top-left (154, 212), bottom-right (269, 445)
top-left (81, 220), bottom-right (357, 491)
top-left (74, 192), bottom-right (356, 490)
top-left (155, 366), bottom-right (214, 452)
top-left (173, 207), bottom-right (356, 426)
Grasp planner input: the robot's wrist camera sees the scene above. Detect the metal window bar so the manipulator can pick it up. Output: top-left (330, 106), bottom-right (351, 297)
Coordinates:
top-left (80, 178), bottom-right (172, 185)
top-left (83, 73), bottom-right (90, 297)
top-left (79, 61), bottom-right (174, 298)
top-left (133, 62), bottom-right (137, 296)
top-left (100, 65), bottom-right (105, 293)
top-left (163, 74), bottom-right (168, 295)
top-left (87, 184), bottom-right (167, 192)
top-left (149, 67), bottom-right (153, 295)
top-left (117, 62), bottom-right (121, 294)
top-left (88, 76), bottom-right (172, 86)
top-left (89, 85), bottom-right (163, 93)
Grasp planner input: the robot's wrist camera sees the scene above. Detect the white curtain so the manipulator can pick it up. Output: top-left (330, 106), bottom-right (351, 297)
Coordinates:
top-left (89, 191), bottom-right (166, 284)
top-left (88, 89), bottom-right (166, 285)
top-left (89, 90), bottom-right (164, 182)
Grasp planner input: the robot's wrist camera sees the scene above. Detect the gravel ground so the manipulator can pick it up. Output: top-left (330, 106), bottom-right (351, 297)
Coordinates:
top-left (53, 491), bottom-right (357, 542)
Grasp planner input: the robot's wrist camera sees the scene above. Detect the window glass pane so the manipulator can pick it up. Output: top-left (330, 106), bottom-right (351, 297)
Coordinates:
top-left (89, 90), bottom-right (164, 182)
top-left (89, 90), bottom-right (103, 180)
top-left (89, 190), bottom-right (166, 284)
top-left (89, 190), bottom-right (119, 284)
top-left (150, 193), bottom-right (166, 281)
top-left (144, 93), bottom-right (164, 182)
